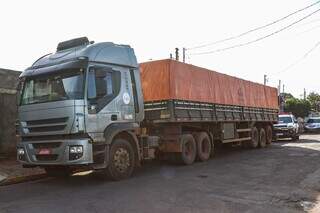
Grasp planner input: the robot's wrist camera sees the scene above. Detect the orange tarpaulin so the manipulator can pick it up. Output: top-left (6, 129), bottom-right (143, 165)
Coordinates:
top-left (140, 59), bottom-right (278, 110)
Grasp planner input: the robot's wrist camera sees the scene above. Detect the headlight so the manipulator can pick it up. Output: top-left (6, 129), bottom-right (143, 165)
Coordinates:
top-left (69, 146), bottom-right (83, 154)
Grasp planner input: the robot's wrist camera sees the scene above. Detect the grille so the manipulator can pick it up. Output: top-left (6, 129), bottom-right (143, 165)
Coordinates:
top-left (28, 125), bottom-right (66, 133)
top-left (24, 117), bottom-right (69, 133)
top-left (26, 117), bottom-right (68, 125)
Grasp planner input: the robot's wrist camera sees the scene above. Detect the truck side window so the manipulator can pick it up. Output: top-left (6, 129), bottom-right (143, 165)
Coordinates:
top-left (87, 67), bottom-right (121, 112)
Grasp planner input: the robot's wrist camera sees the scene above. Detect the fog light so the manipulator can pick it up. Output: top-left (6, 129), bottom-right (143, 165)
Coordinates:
top-left (17, 148), bottom-right (25, 155)
top-left (69, 145), bottom-right (83, 160)
top-left (17, 148), bottom-right (26, 161)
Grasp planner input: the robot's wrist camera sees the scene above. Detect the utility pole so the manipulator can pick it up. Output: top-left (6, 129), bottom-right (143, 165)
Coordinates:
top-left (182, 48), bottom-right (186, 63)
top-left (278, 80), bottom-right (281, 95)
top-left (283, 84), bottom-right (285, 93)
top-left (170, 53), bottom-right (173, 59)
top-left (264, 74), bottom-right (267, 85)
top-left (175, 48), bottom-right (179, 61)
top-left (304, 88), bottom-right (306, 100)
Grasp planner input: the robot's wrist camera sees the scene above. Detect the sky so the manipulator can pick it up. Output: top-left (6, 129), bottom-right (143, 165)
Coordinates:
top-left (0, 0), bottom-right (319, 98)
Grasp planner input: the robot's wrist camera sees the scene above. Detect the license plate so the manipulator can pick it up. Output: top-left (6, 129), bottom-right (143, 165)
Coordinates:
top-left (276, 133), bottom-right (284, 136)
top-left (38, 148), bottom-right (51, 155)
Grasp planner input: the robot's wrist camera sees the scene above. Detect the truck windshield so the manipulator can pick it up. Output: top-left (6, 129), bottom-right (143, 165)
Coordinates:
top-left (20, 70), bottom-right (84, 105)
top-left (278, 117), bottom-right (293, 123)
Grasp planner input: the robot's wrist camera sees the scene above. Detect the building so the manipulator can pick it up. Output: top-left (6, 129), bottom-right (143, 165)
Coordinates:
top-left (0, 68), bottom-right (21, 158)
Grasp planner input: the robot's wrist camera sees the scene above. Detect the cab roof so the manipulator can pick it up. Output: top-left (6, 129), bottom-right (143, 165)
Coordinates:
top-left (21, 37), bottom-right (138, 78)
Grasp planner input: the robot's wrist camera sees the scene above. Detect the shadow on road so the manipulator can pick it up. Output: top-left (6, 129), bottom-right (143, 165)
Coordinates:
top-left (2, 136), bottom-right (320, 213)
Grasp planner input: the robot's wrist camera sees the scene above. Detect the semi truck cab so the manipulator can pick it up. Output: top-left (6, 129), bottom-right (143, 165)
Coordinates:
top-left (17, 37), bottom-right (145, 179)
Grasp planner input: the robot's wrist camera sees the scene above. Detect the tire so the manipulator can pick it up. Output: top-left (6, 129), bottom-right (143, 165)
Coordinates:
top-left (177, 134), bottom-right (196, 165)
top-left (105, 138), bottom-right (135, 181)
top-left (194, 132), bottom-right (212, 162)
top-left (259, 128), bottom-right (267, 148)
top-left (249, 127), bottom-right (259, 148)
top-left (265, 125), bottom-right (273, 145)
top-left (44, 166), bottom-right (72, 177)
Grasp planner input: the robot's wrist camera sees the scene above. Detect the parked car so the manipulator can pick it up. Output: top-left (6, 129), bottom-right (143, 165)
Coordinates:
top-left (273, 114), bottom-right (300, 140)
top-left (304, 117), bottom-right (320, 133)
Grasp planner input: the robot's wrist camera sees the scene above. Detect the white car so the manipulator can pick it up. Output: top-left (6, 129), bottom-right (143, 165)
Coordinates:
top-left (304, 117), bottom-right (320, 133)
top-left (273, 114), bottom-right (300, 140)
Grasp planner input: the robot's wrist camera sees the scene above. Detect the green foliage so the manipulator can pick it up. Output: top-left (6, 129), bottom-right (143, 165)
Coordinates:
top-left (307, 92), bottom-right (320, 111)
top-left (281, 92), bottom-right (294, 100)
top-left (284, 98), bottom-right (311, 118)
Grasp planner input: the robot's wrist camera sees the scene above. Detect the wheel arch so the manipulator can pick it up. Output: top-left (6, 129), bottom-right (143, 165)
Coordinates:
top-left (104, 123), bottom-right (141, 167)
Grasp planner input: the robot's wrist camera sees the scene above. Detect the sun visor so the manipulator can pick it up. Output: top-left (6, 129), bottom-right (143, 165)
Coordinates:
top-left (20, 59), bottom-right (88, 78)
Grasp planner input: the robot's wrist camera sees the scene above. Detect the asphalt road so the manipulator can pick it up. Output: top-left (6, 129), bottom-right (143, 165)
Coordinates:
top-left (1, 135), bottom-right (320, 213)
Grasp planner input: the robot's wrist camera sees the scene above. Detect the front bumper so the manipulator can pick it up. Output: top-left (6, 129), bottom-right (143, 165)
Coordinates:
top-left (274, 128), bottom-right (295, 138)
top-left (304, 127), bottom-right (320, 133)
top-left (17, 138), bottom-right (93, 166)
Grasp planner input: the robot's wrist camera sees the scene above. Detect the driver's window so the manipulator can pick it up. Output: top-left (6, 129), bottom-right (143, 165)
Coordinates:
top-left (87, 67), bottom-right (121, 113)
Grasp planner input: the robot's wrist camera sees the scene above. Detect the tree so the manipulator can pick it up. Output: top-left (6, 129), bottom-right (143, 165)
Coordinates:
top-left (281, 92), bottom-right (294, 100)
top-left (307, 92), bottom-right (320, 111)
top-left (284, 98), bottom-right (311, 118)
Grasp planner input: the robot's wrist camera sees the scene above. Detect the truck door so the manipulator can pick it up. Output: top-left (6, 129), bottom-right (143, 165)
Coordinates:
top-left (86, 66), bottom-right (122, 133)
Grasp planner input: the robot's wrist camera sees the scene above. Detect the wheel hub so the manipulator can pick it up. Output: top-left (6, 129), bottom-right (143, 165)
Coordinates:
top-left (113, 148), bottom-right (130, 173)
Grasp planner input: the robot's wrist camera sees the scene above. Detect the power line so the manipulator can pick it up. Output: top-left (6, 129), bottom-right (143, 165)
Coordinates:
top-left (190, 8), bottom-right (320, 56)
top-left (271, 40), bottom-right (320, 76)
top-left (187, 1), bottom-right (320, 50)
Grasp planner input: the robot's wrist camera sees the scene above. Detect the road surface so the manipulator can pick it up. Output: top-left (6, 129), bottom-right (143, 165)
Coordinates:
top-left (1, 134), bottom-right (320, 213)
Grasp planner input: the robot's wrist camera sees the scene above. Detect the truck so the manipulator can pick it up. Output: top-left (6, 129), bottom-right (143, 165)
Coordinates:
top-left (16, 37), bottom-right (279, 180)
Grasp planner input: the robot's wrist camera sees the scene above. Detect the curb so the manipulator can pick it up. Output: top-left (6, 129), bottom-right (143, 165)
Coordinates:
top-left (0, 173), bottom-right (47, 186)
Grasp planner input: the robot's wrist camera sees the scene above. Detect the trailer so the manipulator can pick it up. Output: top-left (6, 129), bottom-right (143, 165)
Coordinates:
top-left (16, 37), bottom-right (279, 180)
top-left (139, 60), bottom-right (278, 164)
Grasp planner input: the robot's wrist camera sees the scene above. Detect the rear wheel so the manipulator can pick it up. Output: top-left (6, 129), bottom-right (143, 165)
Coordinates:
top-left (265, 125), bottom-right (273, 145)
top-left (104, 138), bottom-right (135, 181)
top-left (176, 134), bottom-right (196, 165)
top-left (249, 127), bottom-right (259, 148)
top-left (194, 132), bottom-right (212, 162)
top-left (259, 128), bottom-right (267, 148)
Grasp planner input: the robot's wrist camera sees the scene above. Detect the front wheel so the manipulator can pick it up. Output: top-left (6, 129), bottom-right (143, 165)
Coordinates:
top-left (105, 138), bottom-right (135, 181)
